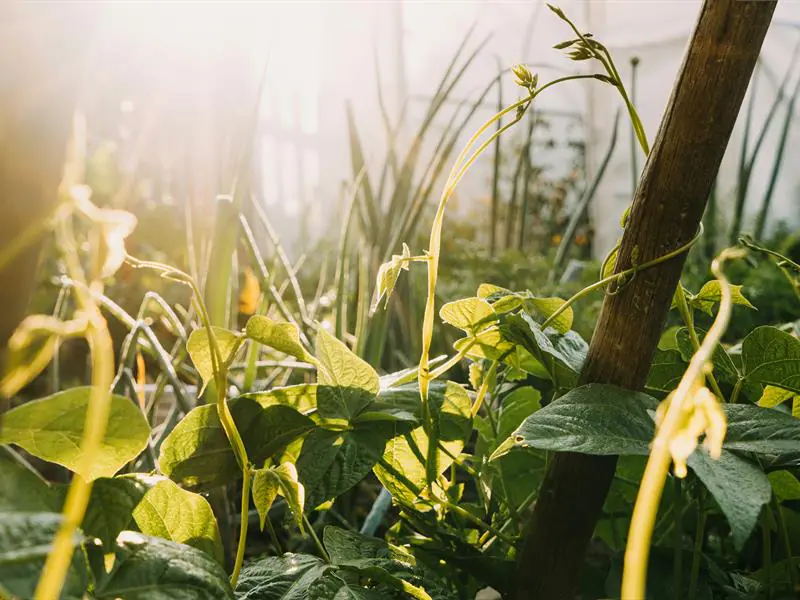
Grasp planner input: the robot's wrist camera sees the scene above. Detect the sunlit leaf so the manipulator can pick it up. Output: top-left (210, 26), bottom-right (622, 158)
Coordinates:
top-left (234, 553), bottom-right (328, 599)
top-left (690, 280), bottom-right (756, 316)
top-left (315, 328), bottom-right (379, 420)
top-left (131, 476), bottom-right (224, 565)
top-left (0, 388), bottom-right (150, 480)
top-left (252, 462), bottom-right (305, 532)
top-left (439, 298), bottom-right (496, 334)
top-left (246, 315), bottom-right (310, 362)
top-left (186, 326), bottom-right (241, 393)
top-left (373, 243), bottom-right (411, 309)
top-left (525, 297), bottom-right (573, 334)
top-left (758, 385), bottom-right (796, 409)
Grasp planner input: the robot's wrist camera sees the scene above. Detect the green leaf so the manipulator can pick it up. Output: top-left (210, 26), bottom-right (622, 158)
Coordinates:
top-left (524, 297), bottom-right (573, 334)
top-left (253, 462), bottom-right (305, 532)
top-left (495, 384), bottom-right (658, 459)
top-left (675, 328), bottom-right (740, 384)
top-left (246, 316), bottom-right (311, 362)
top-left (0, 512), bottom-right (90, 599)
top-left (0, 387), bottom-right (150, 480)
top-left (315, 329), bottom-right (379, 420)
top-left (769, 471), bottom-right (800, 502)
top-left (502, 313), bottom-right (587, 390)
top-left (646, 349), bottom-right (687, 393)
top-left (373, 381), bottom-right (472, 506)
top-left (758, 385), bottom-right (796, 409)
top-left (690, 280), bottom-right (755, 316)
top-left (297, 425), bottom-right (390, 510)
top-left (687, 448), bottom-right (771, 549)
top-left (187, 326), bottom-right (241, 393)
top-left (131, 476), bottom-right (224, 565)
top-left (722, 404), bottom-right (800, 454)
top-left (496, 387), bottom-right (541, 442)
top-left (439, 298), bottom-right (497, 334)
top-left (742, 326), bottom-right (800, 393)
top-left (159, 397), bottom-right (315, 490)
top-left (0, 454), bottom-right (58, 513)
top-left (79, 476), bottom-right (147, 549)
top-left (94, 532), bottom-right (233, 599)
top-left (241, 383), bottom-right (318, 414)
top-left (234, 553), bottom-right (329, 599)
top-left (454, 328), bottom-right (515, 363)
top-left (323, 526), bottom-right (395, 564)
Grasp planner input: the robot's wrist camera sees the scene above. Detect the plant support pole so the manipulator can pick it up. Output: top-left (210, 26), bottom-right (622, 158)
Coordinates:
top-left (514, 2), bottom-right (776, 598)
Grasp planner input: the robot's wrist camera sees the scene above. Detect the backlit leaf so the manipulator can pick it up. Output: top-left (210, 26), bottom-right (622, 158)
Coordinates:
top-left (131, 476), bottom-right (224, 565)
top-left (691, 280), bottom-right (755, 316)
top-left (246, 315), bottom-right (310, 362)
top-left (187, 326), bottom-right (241, 393)
top-left (439, 298), bottom-right (496, 334)
top-left (0, 388), bottom-right (150, 480)
top-left (315, 329), bottom-right (379, 420)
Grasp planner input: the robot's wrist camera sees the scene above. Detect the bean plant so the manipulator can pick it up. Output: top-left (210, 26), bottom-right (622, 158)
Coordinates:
top-left (2, 5), bottom-right (800, 600)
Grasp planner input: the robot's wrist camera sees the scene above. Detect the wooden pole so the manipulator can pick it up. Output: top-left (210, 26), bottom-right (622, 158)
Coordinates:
top-left (514, 1), bottom-right (777, 598)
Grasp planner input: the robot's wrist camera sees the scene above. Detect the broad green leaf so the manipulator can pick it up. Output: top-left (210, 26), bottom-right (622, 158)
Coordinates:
top-left (253, 463), bottom-right (305, 532)
top-left (323, 526), bottom-right (395, 565)
top-left (454, 328), bottom-right (514, 362)
top-left (0, 388), bottom-right (150, 480)
top-left (246, 316), bottom-right (311, 362)
top-left (315, 329), bottom-right (379, 420)
top-left (496, 387), bottom-right (541, 442)
top-left (502, 313), bottom-right (587, 390)
top-left (187, 326), bottom-right (241, 393)
top-left (742, 326), bottom-right (800, 393)
top-left (159, 397), bottom-right (315, 490)
top-left (241, 383), bottom-right (318, 414)
top-left (234, 553), bottom-right (329, 599)
top-left (94, 532), bottom-right (233, 599)
top-left (0, 512), bottom-right (89, 599)
top-left (675, 328), bottom-right (740, 384)
top-left (297, 425), bottom-right (390, 510)
top-left (373, 381), bottom-right (472, 506)
top-left (722, 404), bottom-right (800, 454)
top-left (439, 298), bottom-right (496, 334)
top-left (687, 448), bottom-right (771, 549)
top-left (690, 280), bottom-right (755, 316)
top-left (646, 349), bottom-right (687, 393)
top-left (495, 384), bottom-right (658, 459)
top-left (477, 283), bottom-right (509, 298)
top-left (79, 476), bottom-right (147, 548)
top-left (759, 386), bottom-right (796, 409)
top-left (769, 471), bottom-right (800, 502)
top-left (0, 454), bottom-right (57, 513)
top-left (525, 297), bottom-right (573, 334)
top-left (131, 476), bottom-right (223, 565)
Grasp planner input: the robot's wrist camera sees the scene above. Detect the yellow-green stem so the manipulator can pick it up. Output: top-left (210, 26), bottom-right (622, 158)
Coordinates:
top-left (35, 318), bottom-right (114, 599)
top-left (621, 249), bottom-right (742, 598)
top-left (231, 465), bottom-right (252, 587)
top-left (674, 286), bottom-right (725, 400)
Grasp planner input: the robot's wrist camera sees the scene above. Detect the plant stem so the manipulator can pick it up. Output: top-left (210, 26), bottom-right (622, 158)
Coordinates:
top-left (763, 509), bottom-right (773, 600)
top-left (35, 218), bottom-right (115, 600)
top-left (774, 496), bottom-right (798, 591)
top-left (674, 286), bottom-right (724, 400)
top-left (231, 466), bottom-right (252, 587)
top-left (304, 513), bottom-right (330, 562)
top-left (730, 378), bottom-right (744, 404)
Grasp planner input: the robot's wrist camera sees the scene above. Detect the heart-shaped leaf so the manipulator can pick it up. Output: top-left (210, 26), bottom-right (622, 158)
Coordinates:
top-left (315, 329), bottom-right (379, 420)
top-left (94, 532), bottom-right (233, 599)
top-left (234, 553), bottom-right (328, 599)
top-left (0, 388), bottom-right (150, 480)
top-left (159, 397), bottom-right (315, 490)
top-left (131, 476), bottom-right (224, 565)
top-left (439, 298), bottom-right (497, 334)
top-left (252, 462), bottom-right (305, 532)
top-left (186, 326), bottom-right (241, 393)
